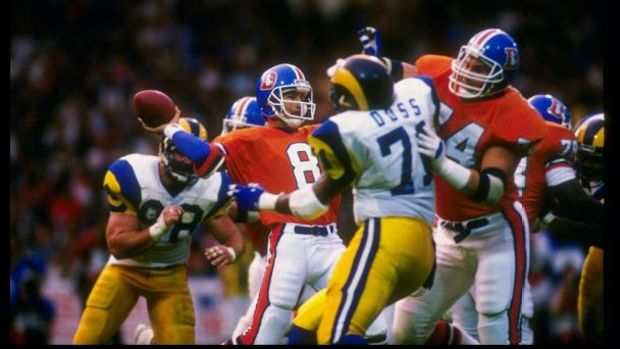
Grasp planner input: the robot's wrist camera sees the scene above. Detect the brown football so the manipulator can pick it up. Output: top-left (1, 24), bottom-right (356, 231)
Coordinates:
top-left (132, 89), bottom-right (177, 128)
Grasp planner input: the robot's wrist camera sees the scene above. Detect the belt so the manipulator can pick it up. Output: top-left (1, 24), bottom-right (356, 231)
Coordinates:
top-left (440, 217), bottom-right (489, 243)
top-left (284, 223), bottom-right (337, 237)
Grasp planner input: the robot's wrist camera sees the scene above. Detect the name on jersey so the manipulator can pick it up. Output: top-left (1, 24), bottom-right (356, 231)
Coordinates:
top-left (370, 98), bottom-right (421, 127)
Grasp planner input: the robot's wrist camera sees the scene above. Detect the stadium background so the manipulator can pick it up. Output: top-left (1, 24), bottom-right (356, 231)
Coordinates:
top-left (10, 0), bottom-right (607, 345)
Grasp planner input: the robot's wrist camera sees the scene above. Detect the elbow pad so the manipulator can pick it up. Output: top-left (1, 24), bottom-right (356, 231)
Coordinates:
top-left (471, 168), bottom-right (507, 205)
top-left (289, 187), bottom-right (328, 219)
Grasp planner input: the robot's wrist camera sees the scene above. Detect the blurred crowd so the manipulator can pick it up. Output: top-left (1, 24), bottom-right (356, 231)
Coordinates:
top-left (10, 0), bottom-right (605, 345)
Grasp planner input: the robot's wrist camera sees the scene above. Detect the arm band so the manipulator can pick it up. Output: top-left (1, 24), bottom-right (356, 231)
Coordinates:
top-left (148, 214), bottom-right (168, 241)
top-left (225, 246), bottom-right (237, 262)
top-left (436, 157), bottom-right (471, 190)
top-left (288, 187), bottom-right (329, 219)
top-left (470, 168), bottom-right (507, 205)
top-left (257, 192), bottom-right (279, 211)
top-left (235, 208), bottom-right (260, 223)
top-left (542, 212), bottom-right (557, 225)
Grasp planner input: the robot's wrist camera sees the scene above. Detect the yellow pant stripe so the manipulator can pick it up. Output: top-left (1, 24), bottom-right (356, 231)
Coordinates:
top-left (330, 218), bottom-right (381, 342)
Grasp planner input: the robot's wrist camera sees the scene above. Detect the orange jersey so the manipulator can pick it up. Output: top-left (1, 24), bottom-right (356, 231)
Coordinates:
top-left (214, 125), bottom-right (340, 228)
top-left (516, 122), bottom-right (577, 225)
top-left (416, 55), bottom-right (547, 221)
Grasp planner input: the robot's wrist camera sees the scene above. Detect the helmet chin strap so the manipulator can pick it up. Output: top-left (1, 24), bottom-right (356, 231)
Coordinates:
top-left (161, 156), bottom-right (191, 183)
top-left (276, 113), bottom-right (304, 129)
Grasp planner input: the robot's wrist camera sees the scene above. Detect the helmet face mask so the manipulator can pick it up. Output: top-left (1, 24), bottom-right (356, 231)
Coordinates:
top-left (449, 28), bottom-right (520, 99)
top-left (159, 117), bottom-right (208, 183)
top-left (268, 83), bottom-right (315, 124)
top-left (160, 140), bottom-right (194, 183)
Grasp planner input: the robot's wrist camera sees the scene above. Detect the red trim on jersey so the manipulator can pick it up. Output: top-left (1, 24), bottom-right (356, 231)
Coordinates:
top-left (194, 144), bottom-right (224, 177)
top-left (503, 203), bottom-right (528, 344)
top-left (237, 224), bottom-right (285, 344)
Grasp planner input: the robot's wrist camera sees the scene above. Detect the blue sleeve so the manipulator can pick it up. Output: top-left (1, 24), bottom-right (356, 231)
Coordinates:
top-left (170, 131), bottom-right (212, 163)
top-left (108, 159), bottom-right (141, 208)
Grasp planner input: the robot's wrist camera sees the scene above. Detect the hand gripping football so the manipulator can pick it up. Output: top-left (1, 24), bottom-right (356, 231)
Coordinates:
top-left (132, 89), bottom-right (177, 128)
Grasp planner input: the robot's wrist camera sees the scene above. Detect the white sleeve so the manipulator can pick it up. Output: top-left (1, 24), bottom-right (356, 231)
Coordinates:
top-left (545, 166), bottom-right (576, 187)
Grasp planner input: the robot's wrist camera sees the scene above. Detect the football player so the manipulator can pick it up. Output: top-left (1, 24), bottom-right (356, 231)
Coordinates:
top-left (220, 96), bottom-right (266, 136)
top-left (229, 54), bottom-right (439, 344)
top-left (150, 64), bottom-right (387, 344)
top-left (357, 27), bottom-right (548, 344)
top-left (447, 95), bottom-right (605, 342)
top-left (73, 117), bottom-right (245, 344)
top-left (543, 113), bottom-right (605, 342)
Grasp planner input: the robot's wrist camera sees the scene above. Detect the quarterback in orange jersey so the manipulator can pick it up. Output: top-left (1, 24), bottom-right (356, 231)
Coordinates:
top-left (158, 63), bottom-right (386, 344)
top-left (358, 27), bottom-right (547, 344)
top-left (215, 96), bottom-right (316, 340)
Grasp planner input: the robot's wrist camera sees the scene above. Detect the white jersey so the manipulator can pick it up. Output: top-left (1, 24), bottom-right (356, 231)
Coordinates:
top-left (309, 77), bottom-right (438, 225)
top-left (102, 154), bottom-right (231, 268)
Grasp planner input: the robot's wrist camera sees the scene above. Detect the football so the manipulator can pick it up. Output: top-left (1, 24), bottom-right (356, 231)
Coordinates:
top-left (132, 89), bottom-right (177, 128)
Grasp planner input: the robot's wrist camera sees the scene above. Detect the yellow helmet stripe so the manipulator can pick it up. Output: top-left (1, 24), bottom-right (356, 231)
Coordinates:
top-left (592, 126), bottom-right (604, 149)
top-left (179, 118), bottom-right (208, 140)
top-left (331, 68), bottom-right (368, 110)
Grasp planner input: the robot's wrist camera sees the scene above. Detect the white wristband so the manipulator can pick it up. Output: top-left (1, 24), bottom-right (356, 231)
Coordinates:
top-left (258, 192), bottom-right (279, 211)
top-left (148, 214), bottom-right (168, 241)
top-left (542, 212), bottom-right (557, 225)
top-left (289, 187), bottom-right (328, 219)
top-left (435, 157), bottom-right (472, 190)
top-left (225, 246), bottom-right (237, 262)
top-left (164, 123), bottom-right (183, 138)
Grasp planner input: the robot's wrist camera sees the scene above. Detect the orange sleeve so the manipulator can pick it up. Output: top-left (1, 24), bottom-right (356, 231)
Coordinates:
top-left (415, 55), bottom-right (453, 79)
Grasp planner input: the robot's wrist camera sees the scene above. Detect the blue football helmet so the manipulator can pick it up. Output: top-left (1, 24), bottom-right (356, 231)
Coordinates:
top-left (449, 28), bottom-right (521, 99)
top-left (527, 94), bottom-right (571, 129)
top-left (255, 63), bottom-right (316, 127)
top-left (221, 96), bottom-right (265, 135)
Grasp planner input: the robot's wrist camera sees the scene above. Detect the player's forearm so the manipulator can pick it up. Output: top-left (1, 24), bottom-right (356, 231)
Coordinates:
top-left (269, 176), bottom-right (342, 219)
top-left (433, 158), bottom-right (506, 205)
top-left (545, 216), bottom-right (603, 248)
top-left (267, 187), bottom-right (329, 219)
top-left (164, 124), bottom-right (212, 162)
top-left (548, 179), bottom-right (605, 225)
top-left (107, 228), bottom-right (156, 259)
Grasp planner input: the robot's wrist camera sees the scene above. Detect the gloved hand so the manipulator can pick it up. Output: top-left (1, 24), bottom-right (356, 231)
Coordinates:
top-left (227, 183), bottom-right (266, 211)
top-left (357, 26), bottom-right (383, 57)
top-left (415, 121), bottom-right (446, 170)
